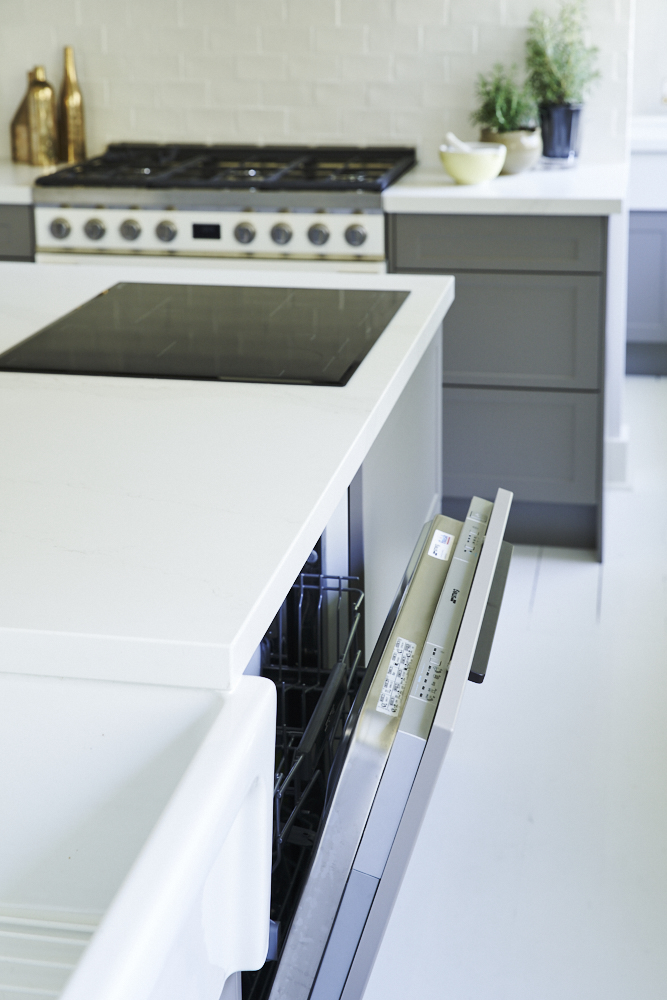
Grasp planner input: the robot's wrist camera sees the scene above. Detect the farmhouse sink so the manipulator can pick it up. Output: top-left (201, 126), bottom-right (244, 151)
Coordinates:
top-left (0, 672), bottom-right (275, 1000)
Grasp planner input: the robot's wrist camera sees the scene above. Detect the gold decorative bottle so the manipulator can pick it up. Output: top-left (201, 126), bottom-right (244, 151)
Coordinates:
top-left (11, 69), bottom-right (38, 164)
top-left (27, 66), bottom-right (58, 166)
top-left (59, 46), bottom-right (86, 163)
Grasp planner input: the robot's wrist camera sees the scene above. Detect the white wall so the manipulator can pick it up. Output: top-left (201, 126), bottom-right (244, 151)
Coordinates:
top-left (632, 0), bottom-right (667, 114)
top-left (1, 0), bottom-right (633, 167)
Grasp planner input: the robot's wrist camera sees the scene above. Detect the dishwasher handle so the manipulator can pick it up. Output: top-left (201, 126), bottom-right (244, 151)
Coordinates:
top-left (468, 540), bottom-right (513, 684)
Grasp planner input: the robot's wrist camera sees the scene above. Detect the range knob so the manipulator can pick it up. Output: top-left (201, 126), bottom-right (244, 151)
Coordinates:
top-left (156, 220), bottom-right (177, 243)
top-left (345, 223), bottom-right (367, 248)
top-left (234, 221), bottom-right (256, 245)
top-left (50, 217), bottom-right (71, 239)
top-left (308, 223), bottom-right (330, 247)
top-left (271, 222), bottom-right (292, 246)
top-left (120, 219), bottom-right (141, 241)
top-left (84, 218), bottom-right (105, 241)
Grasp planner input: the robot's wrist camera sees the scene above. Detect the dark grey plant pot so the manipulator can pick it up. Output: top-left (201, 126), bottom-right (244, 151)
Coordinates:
top-left (539, 103), bottom-right (582, 161)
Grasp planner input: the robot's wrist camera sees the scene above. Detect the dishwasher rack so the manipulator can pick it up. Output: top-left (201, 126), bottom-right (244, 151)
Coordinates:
top-left (243, 572), bottom-right (364, 1000)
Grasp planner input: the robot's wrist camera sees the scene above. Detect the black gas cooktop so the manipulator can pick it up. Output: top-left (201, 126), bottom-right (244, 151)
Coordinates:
top-left (0, 283), bottom-right (409, 386)
top-left (35, 143), bottom-right (416, 192)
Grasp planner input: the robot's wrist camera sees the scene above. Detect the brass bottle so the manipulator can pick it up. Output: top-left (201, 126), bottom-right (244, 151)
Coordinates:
top-left (10, 69), bottom-right (36, 163)
top-left (27, 66), bottom-right (58, 166)
top-left (59, 46), bottom-right (86, 163)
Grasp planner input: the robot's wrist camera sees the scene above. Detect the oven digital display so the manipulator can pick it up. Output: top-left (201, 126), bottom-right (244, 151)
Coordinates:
top-left (0, 283), bottom-right (410, 386)
top-left (192, 223), bottom-right (221, 239)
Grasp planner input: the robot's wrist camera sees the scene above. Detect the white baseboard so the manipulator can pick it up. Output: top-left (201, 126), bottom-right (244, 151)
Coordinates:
top-left (605, 426), bottom-right (631, 488)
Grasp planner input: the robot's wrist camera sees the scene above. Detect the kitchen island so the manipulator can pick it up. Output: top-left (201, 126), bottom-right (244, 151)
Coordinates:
top-left (383, 163), bottom-right (629, 556)
top-left (0, 262), bottom-right (453, 689)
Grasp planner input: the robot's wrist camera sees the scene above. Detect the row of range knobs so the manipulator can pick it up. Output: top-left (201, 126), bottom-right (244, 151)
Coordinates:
top-left (49, 217), bottom-right (368, 247)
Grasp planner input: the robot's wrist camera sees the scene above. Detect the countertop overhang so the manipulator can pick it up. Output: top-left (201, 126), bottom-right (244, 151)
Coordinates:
top-left (382, 162), bottom-right (628, 216)
top-left (0, 262), bottom-right (454, 690)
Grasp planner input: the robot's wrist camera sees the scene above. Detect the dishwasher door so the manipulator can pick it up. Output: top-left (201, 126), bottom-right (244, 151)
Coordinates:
top-left (266, 488), bottom-right (513, 1000)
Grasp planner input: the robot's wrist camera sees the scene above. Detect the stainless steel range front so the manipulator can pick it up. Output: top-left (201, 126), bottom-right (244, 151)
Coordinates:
top-left (33, 144), bottom-right (416, 262)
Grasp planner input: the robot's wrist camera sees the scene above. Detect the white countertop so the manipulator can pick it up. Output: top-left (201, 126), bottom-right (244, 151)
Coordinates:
top-left (0, 162), bottom-right (57, 204)
top-left (382, 162), bottom-right (628, 216)
top-left (0, 262), bottom-right (453, 690)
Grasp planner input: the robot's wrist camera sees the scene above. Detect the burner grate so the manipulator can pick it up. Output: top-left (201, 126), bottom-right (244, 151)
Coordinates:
top-left (35, 143), bottom-right (416, 192)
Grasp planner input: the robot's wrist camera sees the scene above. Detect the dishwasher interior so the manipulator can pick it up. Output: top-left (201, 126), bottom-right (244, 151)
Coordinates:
top-left (243, 562), bottom-right (365, 1000)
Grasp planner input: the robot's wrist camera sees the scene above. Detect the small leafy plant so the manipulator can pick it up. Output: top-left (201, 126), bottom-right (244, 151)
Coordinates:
top-left (526, 0), bottom-right (600, 105)
top-left (470, 64), bottom-right (538, 133)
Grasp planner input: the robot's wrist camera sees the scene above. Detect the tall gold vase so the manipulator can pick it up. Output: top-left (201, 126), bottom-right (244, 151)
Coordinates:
top-left (28, 67), bottom-right (59, 166)
top-left (11, 67), bottom-right (58, 165)
top-left (59, 46), bottom-right (86, 163)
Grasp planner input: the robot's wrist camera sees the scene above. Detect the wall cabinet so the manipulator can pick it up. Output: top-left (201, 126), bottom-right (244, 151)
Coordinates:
top-left (388, 213), bottom-right (606, 555)
top-left (626, 211), bottom-right (667, 375)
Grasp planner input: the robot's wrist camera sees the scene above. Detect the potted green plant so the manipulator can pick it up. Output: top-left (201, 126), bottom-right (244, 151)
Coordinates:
top-left (525, 0), bottom-right (599, 163)
top-left (471, 63), bottom-right (541, 174)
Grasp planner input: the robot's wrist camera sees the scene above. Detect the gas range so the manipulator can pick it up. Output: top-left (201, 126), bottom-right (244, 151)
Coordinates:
top-left (34, 143), bottom-right (416, 262)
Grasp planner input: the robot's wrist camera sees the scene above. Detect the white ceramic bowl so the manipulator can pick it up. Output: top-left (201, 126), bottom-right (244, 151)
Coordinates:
top-left (438, 142), bottom-right (507, 185)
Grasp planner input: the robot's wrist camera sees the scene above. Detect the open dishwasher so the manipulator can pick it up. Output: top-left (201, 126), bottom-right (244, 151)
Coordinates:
top-left (246, 487), bottom-right (513, 1000)
top-left (0, 489), bottom-right (511, 1000)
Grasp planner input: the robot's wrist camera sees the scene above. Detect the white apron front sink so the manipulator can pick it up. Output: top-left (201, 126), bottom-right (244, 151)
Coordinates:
top-left (0, 672), bottom-right (275, 1000)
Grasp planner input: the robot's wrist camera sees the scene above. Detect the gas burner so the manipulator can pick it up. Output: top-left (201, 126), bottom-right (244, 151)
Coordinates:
top-left (35, 143), bottom-right (416, 193)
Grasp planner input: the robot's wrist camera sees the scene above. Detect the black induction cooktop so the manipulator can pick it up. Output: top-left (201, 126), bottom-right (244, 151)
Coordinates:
top-left (0, 283), bottom-right (409, 386)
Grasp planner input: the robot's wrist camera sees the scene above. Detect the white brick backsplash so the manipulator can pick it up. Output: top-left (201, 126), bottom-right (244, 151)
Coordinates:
top-left (423, 25), bottom-right (478, 55)
top-left (367, 24), bottom-right (421, 54)
top-left (395, 54), bottom-right (448, 83)
top-left (314, 25), bottom-right (367, 55)
top-left (0, 0), bottom-right (632, 166)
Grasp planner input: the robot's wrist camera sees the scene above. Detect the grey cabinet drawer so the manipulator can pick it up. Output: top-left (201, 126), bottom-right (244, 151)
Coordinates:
top-left (0, 205), bottom-right (34, 261)
top-left (442, 272), bottom-right (602, 389)
top-left (627, 211), bottom-right (667, 344)
top-left (389, 214), bottom-right (605, 274)
top-left (442, 387), bottom-right (600, 504)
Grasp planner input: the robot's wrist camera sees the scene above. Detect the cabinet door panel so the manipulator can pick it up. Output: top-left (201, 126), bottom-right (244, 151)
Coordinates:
top-left (0, 205), bottom-right (35, 261)
top-left (626, 211), bottom-right (667, 344)
top-left (390, 214), bottom-right (604, 274)
top-left (442, 273), bottom-right (601, 389)
top-left (442, 387), bottom-right (600, 504)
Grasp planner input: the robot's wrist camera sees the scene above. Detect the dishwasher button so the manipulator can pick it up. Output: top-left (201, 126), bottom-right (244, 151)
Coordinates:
top-left (50, 218), bottom-right (71, 239)
top-left (84, 218), bottom-right (105, 241)
top-left (308, 223), bottom-right (329, 246)
top-left (120, 219), bottom-right (141, 241)
top-left (345, 223), bottom-right (367, 247)
top-left (271, 222), bottom-right (292, 246)
top-left (156, 220), bottom-right (177, 243)
top-left (234, 221), bottom-right (256, 245)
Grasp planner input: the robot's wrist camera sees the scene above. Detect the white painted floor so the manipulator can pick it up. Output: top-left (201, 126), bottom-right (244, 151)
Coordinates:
top-left (364, 377), bottom-right (667, 1000)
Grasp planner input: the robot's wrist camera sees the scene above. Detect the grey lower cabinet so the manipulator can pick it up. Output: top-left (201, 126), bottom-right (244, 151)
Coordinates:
top-left (0, 205), bottom-right (35, 261)
top-left (388, 213), bottom-right (606, 556)
top-left (626, 211), bottom-right (667, 375)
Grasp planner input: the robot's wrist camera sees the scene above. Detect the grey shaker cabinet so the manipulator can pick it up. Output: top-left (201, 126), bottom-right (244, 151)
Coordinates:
top-left (626, 211), bottom-right (667, 375)
top-left (390, 214), bottom-right (605, 274)
top-left (0, 205), bottom-right (35, 261)
top-left (440, 272), bottom-right (602, 390)
top-left (441, 388), bottom-right (599, 505)
top-left (388, 213), bottom-right (606, 554)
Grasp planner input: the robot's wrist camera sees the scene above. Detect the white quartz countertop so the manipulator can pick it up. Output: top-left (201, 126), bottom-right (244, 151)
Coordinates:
top-left (0, 262), bottom-right (453, 690)
top-left (0, 162), bottom-right (57, 204)
top-left (382, 162), bottom-right (628, 216)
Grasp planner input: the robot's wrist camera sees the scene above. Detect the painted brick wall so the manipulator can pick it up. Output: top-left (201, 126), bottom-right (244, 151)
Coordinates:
top-left (0, 0), bottom-right (632, 167)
